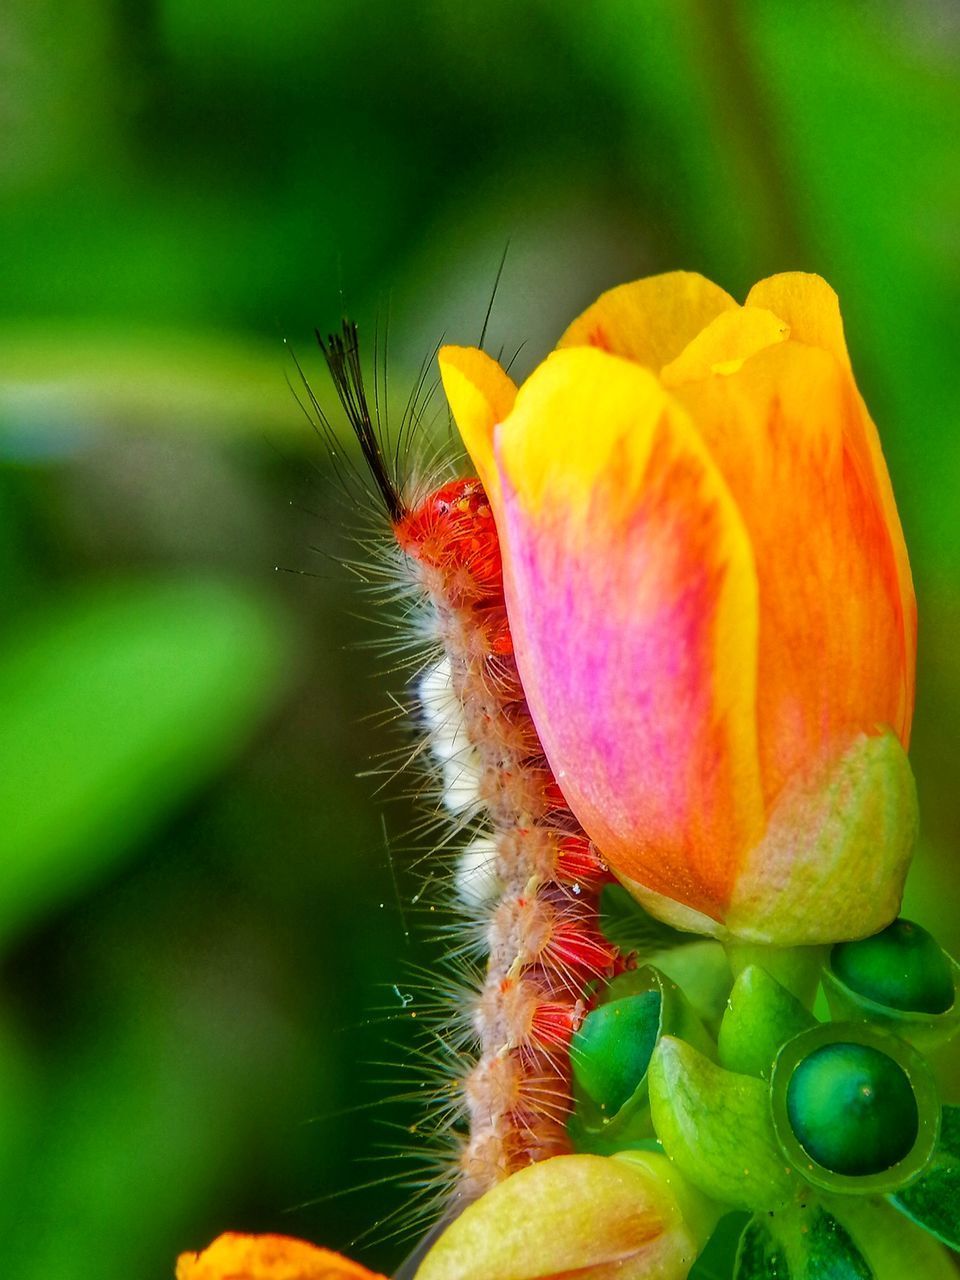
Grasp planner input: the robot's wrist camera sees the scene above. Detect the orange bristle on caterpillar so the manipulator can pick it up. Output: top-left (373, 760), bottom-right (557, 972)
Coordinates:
top-left (316, 319), bottom-right (623, 1212)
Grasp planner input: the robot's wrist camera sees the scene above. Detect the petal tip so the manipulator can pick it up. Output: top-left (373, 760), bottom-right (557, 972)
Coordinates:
top-left (438, 346), bottom-right (516, 494)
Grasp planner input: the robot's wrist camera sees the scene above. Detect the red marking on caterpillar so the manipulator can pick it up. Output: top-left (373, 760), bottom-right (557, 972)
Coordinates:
top-left (314, 319), bottom-right (624, 1217)
top-left (555, 834), bottom-right (610, 886)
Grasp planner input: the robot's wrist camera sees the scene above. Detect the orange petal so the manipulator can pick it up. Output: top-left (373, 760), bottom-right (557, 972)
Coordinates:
top-left (747, 273), bottom-right (916, 713)
top-left (438, 345), bottom-right (517, 500)
top-left (494, 347), bottom-right (764, 923)
top-left (672, 339), bottom-right (913, 807)
top-left (557, 271), bottom-right (737, 371)
top-left (175, 1233), bottom-right (386, 1280)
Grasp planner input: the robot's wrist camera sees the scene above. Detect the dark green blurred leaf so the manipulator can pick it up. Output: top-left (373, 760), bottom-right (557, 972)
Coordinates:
top-left (0, 575), bottom-right (294, 943)
top-left (0, 972), bottom-right (319, 1280)
top-left (0, 324), bottom-right (303, 441)
top-left (557, 0), bottom-right (801, 285)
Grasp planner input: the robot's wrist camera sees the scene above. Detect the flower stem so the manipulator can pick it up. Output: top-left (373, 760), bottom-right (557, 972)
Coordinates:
top-left (725, 942), bottom-right (827, 1009)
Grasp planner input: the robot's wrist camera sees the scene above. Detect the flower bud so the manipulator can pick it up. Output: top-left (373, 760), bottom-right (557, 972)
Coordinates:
top-left (568, 967), bottom-right (714, 1155)
top-left (414, 1151), bottom-right (718, 1280)
top-left (825, 919), bottom-right (960, 1051)
top-left (787, 1042), bottom-right (918, 1176)
top-left (834, 919), bottom-right (953, 1012)
top-left (770, 1023), bottom-right (940, 1195)
top-left (571, 990), bottom-right (661, 1116)
top-left (440, 272), bottom-right (917, 946)
top-left (718, 964), bottom-right (815, 1079)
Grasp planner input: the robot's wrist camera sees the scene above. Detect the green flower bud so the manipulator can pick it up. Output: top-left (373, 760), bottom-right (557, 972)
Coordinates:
top-left (786, 1041), bottom-right (918, 1176)
top-left (571, 991), bottom-right (661, 1116)
top-left (832, 919), bottom-right (954, 1014)
top-left (771, 1022), bottom-right (940, 1195)
top-left (718, 964), bottom-right (816, 1080)
top-left (824, 919), bottom-right (960, 1051)
top-left (567, 966), bottom-right (714, 1156)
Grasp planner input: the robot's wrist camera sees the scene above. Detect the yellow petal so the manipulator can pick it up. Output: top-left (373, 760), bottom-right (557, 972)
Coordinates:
top-left (175, 1233), bottom-right (386, 1280)
top-left (745, 271), bottom-right (850, 367)
top-left (437, 345), bottom-right (517, 499)
top-left (660, 306), bottom-right (789, 387)
top-left (416, 1152), bottom-right (717, 1280)
top-left (671, 340), bottom-right (914, 805)
top-left (557, 271), bottom-right (737, 371)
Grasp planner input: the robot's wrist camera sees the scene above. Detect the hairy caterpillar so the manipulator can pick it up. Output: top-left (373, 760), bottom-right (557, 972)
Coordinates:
top-left (308, 320), bottom-right (625, 1225)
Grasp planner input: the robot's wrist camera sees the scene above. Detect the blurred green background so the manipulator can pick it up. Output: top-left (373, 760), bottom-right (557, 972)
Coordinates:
top-left (1, 2), bottom-right (959, 1277)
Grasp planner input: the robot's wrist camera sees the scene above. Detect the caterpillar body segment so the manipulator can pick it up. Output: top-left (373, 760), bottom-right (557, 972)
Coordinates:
top-left (316, 322), bottom-right (625, 1209)
top-left (395, 474), bottom-right (624, 1202)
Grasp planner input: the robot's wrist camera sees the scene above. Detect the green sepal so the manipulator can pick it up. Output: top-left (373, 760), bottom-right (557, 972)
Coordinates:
top-left (568, 966), bottom-right (713, 1155)
top-left (824, 939), bottom-right (960, 1053)
top-left (891, 1104), bottom-right (960, 1250)
top-left (648, 1035), bottom-right (795, 1211)
top-left (735, 1206), bottom-right (873, 1278)
top-left (770, 1022), bottom-right (940, 1196)
top-left (719, 965), bottom-right (817, 1079)
top-left (735, 1215), bottom-right (793, 1278)
top-left (723, 731), bottom-right (917, 946)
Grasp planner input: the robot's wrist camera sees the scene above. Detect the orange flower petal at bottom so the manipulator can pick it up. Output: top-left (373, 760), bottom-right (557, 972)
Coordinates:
top-left (175, 1233), bottom-right (387, 1280)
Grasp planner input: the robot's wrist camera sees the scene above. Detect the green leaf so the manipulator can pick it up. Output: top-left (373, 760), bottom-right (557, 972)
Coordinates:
top-left (648, 1036), bottom-right (795, 1211)
top-left (736, 1215), bottom-right (792, 1278)
top-left (0, 576), bottom-right (293, 944)
top-left (651, 940), bottom-right (733, 1031)
top-left (735, 1208), bottom-right (873, 1279)
top-left (690, 1213), bottom-right (750, 1280)
top-left (805, 1210), bottom-right (872, 1279)
top-left (598, 881), bottom-right (691, 954)
top-left (891, 1104), bottom-right (960, 1250)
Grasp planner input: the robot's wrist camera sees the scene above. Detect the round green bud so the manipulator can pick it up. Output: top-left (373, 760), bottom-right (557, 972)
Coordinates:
top-left (786, 1041), bottom-right (919, 1176)
top-left (831, 918), bottom-right (954, 1015)
top-left (571, 991), bottom-right (661, 1115)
